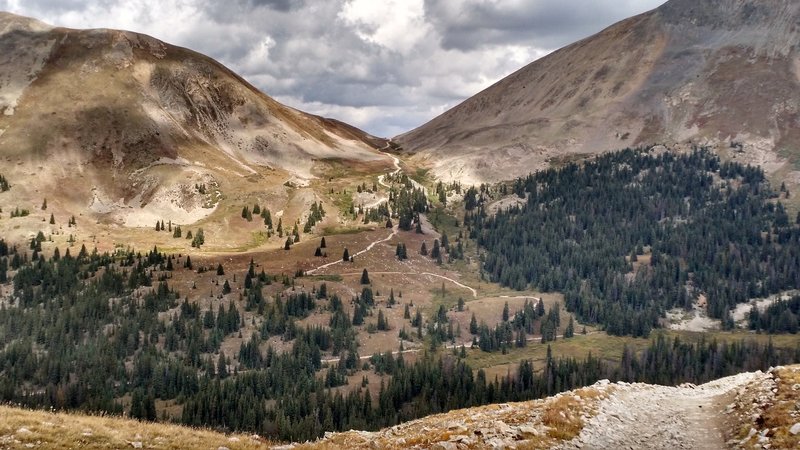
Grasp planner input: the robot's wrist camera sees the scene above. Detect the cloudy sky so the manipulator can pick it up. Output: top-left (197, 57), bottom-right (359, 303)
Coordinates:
top-left (1, 0), bottom-right (666, 137)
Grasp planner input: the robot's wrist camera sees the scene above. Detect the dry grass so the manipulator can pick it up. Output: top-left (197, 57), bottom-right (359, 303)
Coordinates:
top-left (304, 384), bottom-right (612, 449)
top-left (0, 405), bottom-right (271, 449)
top-left (751, 367), bottom-right (800, 449)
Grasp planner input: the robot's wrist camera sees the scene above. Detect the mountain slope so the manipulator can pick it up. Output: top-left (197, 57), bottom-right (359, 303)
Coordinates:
top-left (0, 404), bottom-right (272, 449)
top-left (0, 12), bottom-right (387, 227)
top-left (305, 365), bottom-right (800, 450)
top-left (396, 0), bottom-right (800, 185)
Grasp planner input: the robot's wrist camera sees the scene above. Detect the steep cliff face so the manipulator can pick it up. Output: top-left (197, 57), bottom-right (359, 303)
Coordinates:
top-left (0, 12), bottom-right (386, 226)
top-left (396, 0), bottom-right (800, 185)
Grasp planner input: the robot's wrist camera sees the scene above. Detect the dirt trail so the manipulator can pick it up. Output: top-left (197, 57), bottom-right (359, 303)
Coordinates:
top-left (558, 371), bottom-right (763, 450)
top-left (305, 227), bottom-right (398, 275)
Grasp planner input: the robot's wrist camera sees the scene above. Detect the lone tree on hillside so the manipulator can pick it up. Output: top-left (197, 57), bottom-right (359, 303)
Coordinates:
top-left (320, 237), bottom-right (327, 248)
top-left (342, 248), bottom-right (350, 262)
top-left (360, 269), bottom-right (370, 284)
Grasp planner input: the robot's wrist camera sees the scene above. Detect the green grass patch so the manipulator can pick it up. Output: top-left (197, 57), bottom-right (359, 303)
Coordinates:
top-left (428, 205), bottom-right (461, 237)
top-left (250, 230), bottom-right (270, 247)
top-left (466, 329), bottom-right (800, 372)
top-left (466, 332), bottom-right (651, 370)
top-left (428, 284), bottom-right (469, 315)
top-left (332, 190), bottom-right (354, 217)
top-left (411, 168), bottom-right (431, 186)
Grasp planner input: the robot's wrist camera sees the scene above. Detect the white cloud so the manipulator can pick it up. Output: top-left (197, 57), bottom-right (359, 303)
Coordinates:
top-left (339, 0), bottom-right (431, 56)
top-left (0, 0), bottom-right (668, 136)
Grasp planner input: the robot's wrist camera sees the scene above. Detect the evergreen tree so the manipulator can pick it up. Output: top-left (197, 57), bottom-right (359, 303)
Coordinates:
top-left (564, 317), bottom-right (575, 338)
top-left (49, 213), bottom-right (55, 225)
top-left (361, 269), bottom-right (370, 284)
top-left (342, 248), bottom-right (350, 262)
top-left (377, 309), bottom-right (389, 331)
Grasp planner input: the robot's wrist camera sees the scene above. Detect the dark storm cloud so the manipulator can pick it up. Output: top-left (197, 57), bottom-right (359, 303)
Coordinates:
top-left (0, 0), bottom-right (668, 136)
top-left (248, 0), bottom-right (303, 12)
top-left (424, 0), bottom-right (665, 51)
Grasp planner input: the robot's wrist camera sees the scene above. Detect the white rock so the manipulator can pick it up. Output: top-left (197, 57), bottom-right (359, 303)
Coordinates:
top-left (789, 422), bottom-right (800, 435)
top-left (129, 442), bottom-right (143, 449)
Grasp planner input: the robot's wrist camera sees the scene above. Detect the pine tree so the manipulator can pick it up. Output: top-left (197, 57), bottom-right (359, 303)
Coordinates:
top-left (342, 248), bottom-right (350, 262)
top-left (361, 269), bottom-right (370, 284)
top-left (284, 237), bottom-right (292, 250)
top-left (314, 247), bottom-right (322, 257)
top-left (502, 301), bottom-right (510, 322)
top-left (320, 237), bottom-right (327, 248)
top-left (49, 213), bottom-right (55, 225)
top-left (469, 313), bottom-right (478, 334)
top-left (377, 309), bottom-right (389, 331)
top-left (222, 279), bottom-right (231, 294)
top-left (420, 242), bottom-right (428, 256)
top-left (217, 264), bottom-right (225, 275)
top-left (217, 352), bottom-right (228, 378)
top-left (564, 316), bottom-right (575, 338)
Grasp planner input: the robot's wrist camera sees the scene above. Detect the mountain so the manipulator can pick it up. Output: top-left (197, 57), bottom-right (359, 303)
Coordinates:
top-left (396, 0), bottom-right (800, 185)
top-left (0, 12), bottom-right (387, 227)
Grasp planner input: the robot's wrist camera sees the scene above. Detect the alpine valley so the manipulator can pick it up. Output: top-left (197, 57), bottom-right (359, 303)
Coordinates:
top-left (1, 1), bottom-right (800, 449)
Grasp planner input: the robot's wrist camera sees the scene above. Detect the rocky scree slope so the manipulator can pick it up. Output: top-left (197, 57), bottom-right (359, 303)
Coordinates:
top-left (0, 12), bottom-right (386, 226)
top-left (396, 0), bottom-right (800, 186)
